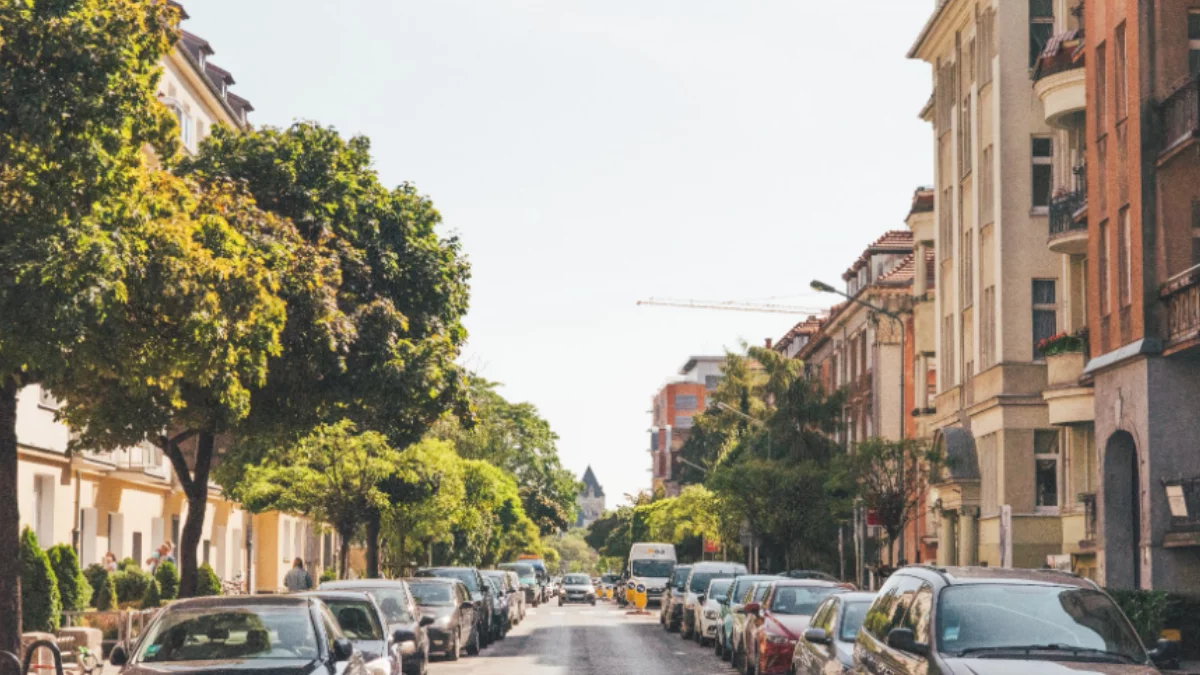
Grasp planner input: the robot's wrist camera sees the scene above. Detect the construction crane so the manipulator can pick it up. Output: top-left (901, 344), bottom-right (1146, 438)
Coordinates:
top-left (637, 297), bottom-right (827, 316)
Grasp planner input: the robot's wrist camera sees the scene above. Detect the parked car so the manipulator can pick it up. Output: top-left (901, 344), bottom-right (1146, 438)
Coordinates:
top-left (406, 577), bottom-right (479, 660)
top-left (661, 564), bottom-right (692, 631)
top-left (730, 580), bottom-right (777, 671)
top-left (481, 574), bottom-right (510, 640)
top-left (503, 570), bottom-right (527, 622)
top-left (785, 570), bottom-right (845, 585)
top-left (742, 579), bottom-right (844, 675)
top-left (854, 566), bottom-right (1175, 675)
top-left (320, 579), bottom-right (432, 675)
top-left (515, 557), bottom-right (551, 603)
top-left (415, 567), bottom-right (495, 650)
top-left (694, 577), bottom-right (734, 647)
top-left (559, 573), bottom-right (597, 606)
top-left (499, 562), bottom-right (541, 607)
top-left (601, 573), bottom-right (622, 601)
top-left (681, 561), bottom-right (746, 641)
top-left (294, 591), bottom-right (400, 675)
top-left (482, 570), bottom-right (521, 628)
top-left (717, 574), bottom-right (782, 662)
top-left (793, 591), bottom-right (875, 675)
top-left (107, 595), bottom-right (379, 675)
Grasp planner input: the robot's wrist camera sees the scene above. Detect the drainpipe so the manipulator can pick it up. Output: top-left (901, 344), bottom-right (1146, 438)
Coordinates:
top-left (72, 469), bottom-right (81, 556)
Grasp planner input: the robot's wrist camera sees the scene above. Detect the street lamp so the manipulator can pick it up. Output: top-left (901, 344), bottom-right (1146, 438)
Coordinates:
top-left (811, 278), bottom-right (908, 565)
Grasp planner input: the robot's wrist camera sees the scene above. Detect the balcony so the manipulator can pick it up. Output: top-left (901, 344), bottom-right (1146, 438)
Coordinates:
top-left (107, 443), bottom-right (170, 480)
top-left (1033, 31), bottom-right (1086, 128)
top-left (1047, 183), bottom-right (1088, 255)
top-left (1162, 264), bottom-right (1200, 354)
top-left (1159, 75), bottom-right (1199, 163)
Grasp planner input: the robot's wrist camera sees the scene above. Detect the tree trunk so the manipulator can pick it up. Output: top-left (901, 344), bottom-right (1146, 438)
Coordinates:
top-left (365, 511), bottom-right (380, 579)
top-left (163, 429), bottom-right (213, 598)
top-left (0, 377), bottom-right (22, 655)
top-left (338, 530), bottom-right (350, 580)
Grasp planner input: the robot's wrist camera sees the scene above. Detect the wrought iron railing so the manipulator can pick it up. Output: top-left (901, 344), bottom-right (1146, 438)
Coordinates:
top-left (1049, 189), bottom-right (1087, 236)
top-left (1163, 264), bottom-right (1200, 348)
top-left (1160, 74), bottom-right (1200, 156)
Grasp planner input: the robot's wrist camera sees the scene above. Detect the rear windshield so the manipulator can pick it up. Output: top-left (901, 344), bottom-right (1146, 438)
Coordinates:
top-left (768, 586), bottom-right (840, 616)
top-left (708, 579), bottom-right (733, 602)
top-left (691, 571), bottom-right (736, 594)
top-left (671, 567), bottom-right (692, 590)
top-left (419, 569), bottom-right (479, 593)
top-left (840, 601), bottom-right (871, 642)
top-left (408, 582), bottom-right (455, 607)
top-left (324, 600), bottom-right (383, 641)
top-left (365, 588), bottom-right (414, 624)
top-left (631, 559), bottom-right (673, 578)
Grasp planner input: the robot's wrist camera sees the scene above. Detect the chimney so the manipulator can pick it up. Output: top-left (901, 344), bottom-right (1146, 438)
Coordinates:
top-left (765, 337), bottom-right (773, 349)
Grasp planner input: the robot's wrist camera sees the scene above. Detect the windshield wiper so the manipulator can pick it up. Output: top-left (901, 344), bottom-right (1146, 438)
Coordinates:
top-left (954, 644), bottom-right (1138, 663)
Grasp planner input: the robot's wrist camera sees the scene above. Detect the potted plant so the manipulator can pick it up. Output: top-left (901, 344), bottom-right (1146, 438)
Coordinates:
top-left (1038, 329), bottom-right (1088, 386)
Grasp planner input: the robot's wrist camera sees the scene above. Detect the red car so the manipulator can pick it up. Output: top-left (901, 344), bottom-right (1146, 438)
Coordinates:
top-left (742, 580), bottom-right (844, 675)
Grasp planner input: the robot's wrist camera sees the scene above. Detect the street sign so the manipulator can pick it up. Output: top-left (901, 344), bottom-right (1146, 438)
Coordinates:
top-left (865, 508), bottom-right (880, 527)
top-left (703, 538), bottom-right (720, 554)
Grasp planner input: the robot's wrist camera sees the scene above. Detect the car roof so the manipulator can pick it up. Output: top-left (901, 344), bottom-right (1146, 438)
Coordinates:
top-left (689, 562), bottom-right (745, 572)
top-left (168, 595), bottom-right (312, 610)
top-left (733, 574), bottom-right (782, 583)
top-left (835, 592), bottom-right (877, 603)
top-left (770, 579), bottom-right (842, 588)
top-left (421, 566), bottom-right (478, 572)
top-left (901, 565), bottom-right (1097, 588)
top-left (404, 577), bottom-right (459, 585)
top-left (320, 580), bottom-right (408, 590)
top-left (480, 570), bottom-right (507, 576)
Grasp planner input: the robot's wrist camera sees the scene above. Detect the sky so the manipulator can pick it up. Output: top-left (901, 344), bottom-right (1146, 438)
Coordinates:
top-left (186, 0), bottom-right (935, 506)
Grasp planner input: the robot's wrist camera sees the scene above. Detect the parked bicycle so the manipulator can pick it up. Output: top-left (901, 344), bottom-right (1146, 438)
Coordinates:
top-left (221, 571), bottom-right (246, 595)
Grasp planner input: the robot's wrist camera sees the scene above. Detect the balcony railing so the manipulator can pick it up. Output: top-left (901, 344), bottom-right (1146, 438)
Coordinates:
top-left (1160, 74), bottom-right (1200, 157)
top-left (1162, 264), bottom-right (1200, 349)
top-left (1049, 188), bottom-right (1087, 236)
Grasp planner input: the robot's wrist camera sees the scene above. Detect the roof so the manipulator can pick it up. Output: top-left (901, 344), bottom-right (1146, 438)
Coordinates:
top-left (771, 579), bottom-right (842, 587)
top-left (180, 30), bottom-right (213, 57)
top-left (320, 579), bottom-right (408, 590)
top-left (904, 566), bottom-right (1096, 588)
top-left (167, 0), bottom-right (189, 20)
top-left (169, 595), bottom-right (311, 609)
top-left (204, 62), bottom-right (235, 85)
top-left (581, 465), bottom-right (605, 497)
top-left (294, 590), bottom-right (375, 602)
top-left (909, 187), bottom-right (935, 216)
top-left (908, 0), bottom-right (953, 59)
top-left (875, 253), bottom-right (916, 286)
top-left (842, 230), bottom-right (914, 280)
top-left (404, 577), bottom-right (459, 584)
top-left (774, 315), bottom-right (826, 353)
top-left (679, 355), bottom-right (725, 375)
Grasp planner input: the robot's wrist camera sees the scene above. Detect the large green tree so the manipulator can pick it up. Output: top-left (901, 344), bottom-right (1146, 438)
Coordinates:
top-left (0, 0), bottom-right (177, 648)
top-left (436, 459), bottom-right (540, 568)
top-left (380, 439), bottom-right (466, 575)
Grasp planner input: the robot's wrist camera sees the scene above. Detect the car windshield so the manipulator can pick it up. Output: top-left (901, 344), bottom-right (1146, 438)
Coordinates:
top-left (768, 586), bottom-right (840, 615)
top-left (602, 574), bottom-right (622, 584)
top-left (408, 582), bottom-right (455, 607)
top-left (135, 607), bottom-right (318, 663)
top-left (839, 601), bottom-right (871, 642)
top-left (565, 575), bottom-right (590, 585)
top-left (323, 600), bottom-right (383, 641)
top-left (363, 589), bottom-right (414, 624)
top-left (936, 585), bottom-right (1146, 661)
top-left (752, 583), bottom-right (773, 602)
top-left (422, 569), bottom-right (480, 593)
top-left (631, 560), bottom-right (673, 578)
top-left (729, 577), bottom-right (777, 604)
top-left (501, 563), bottom-right (535, 580)
top-left (671, 568), bottom-right (692, 590)
top-left (707, 579), bottom-right (733, 603)
top-left (691, 571), bottom-right (735, 594)
top-left (485, 577), bottom-right (504, 593)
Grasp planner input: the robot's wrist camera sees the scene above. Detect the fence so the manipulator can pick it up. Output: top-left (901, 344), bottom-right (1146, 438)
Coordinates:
top-left (61, 609), bottom-right (160, 656)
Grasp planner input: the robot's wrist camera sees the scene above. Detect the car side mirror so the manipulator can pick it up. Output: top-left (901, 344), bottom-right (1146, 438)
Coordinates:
top-left (393, 628), bottom-right (417, 644)
top-left (460, 600), bottom-right (474, 610)
top-left (744, 602), bottom-right (761, 615)
top-left (698, 594), bottom-right (706, 605)
top-left (419, 615), bottom-right (435, 628)
top-left (333, 638), bottom-right (354, 662)
top-left (804, 627), bottom-right (830, 645)
top-left (886, 627), bottom-right (928, 656)
top-left (1149, 638), bottom-right (1179, 665)
top-left (109, 645), bottom-right (128, 667)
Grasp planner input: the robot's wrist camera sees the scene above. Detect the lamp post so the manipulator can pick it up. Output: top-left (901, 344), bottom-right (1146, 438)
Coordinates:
top-left (811, 278), bottom-right (908, 566)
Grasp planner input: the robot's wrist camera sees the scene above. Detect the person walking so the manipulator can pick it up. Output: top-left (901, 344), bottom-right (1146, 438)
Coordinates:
top-left (284, 558), bottom-right (313, 592)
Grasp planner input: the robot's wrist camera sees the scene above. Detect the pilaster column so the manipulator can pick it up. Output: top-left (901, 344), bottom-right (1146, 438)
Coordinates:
top-left (958, 508), bottom-right (978, 566)
top-left (937, 510), bottom-right (957, 566)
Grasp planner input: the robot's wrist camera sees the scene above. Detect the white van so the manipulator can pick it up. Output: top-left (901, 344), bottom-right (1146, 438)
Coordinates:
top-left (626, 542), bottom-right (676, 607)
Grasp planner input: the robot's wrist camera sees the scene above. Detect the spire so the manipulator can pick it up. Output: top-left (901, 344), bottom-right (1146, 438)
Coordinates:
top-left (581, 466), bottom-right (604, 498)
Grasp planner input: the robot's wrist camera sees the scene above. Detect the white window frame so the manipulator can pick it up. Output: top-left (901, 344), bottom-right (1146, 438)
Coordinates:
top-left (1031, 136), bottom-right (1054, 213)
top-left (1190, 11), bottom-right (1200, 74)
top-left (1034, 430), bottom-right (1062, 515)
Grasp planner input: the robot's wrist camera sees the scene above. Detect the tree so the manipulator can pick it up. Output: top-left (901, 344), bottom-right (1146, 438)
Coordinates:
top-left (381, 439), bottom-right (466, 575)
top-left (0, 0), bottom-right (178, 650)
top-left (195, 564), bottom-right (222, 597)
top-left (849, 438), bottom-right (940, 566)
top-left (19, 528), bottom-right (61, 633)
top-left (185, 124), bottom-right (471, 571)
top-left (437, 459), bottom-right (540, 568)
top-left (155, 560), bottom-right (180, 600)
top-left (94, 573), bottom-right (117, 611)
top-left (233, 421), bottom-right (400, 580)
top-left (543, 531), bottom-right (599, 575)
top-left (47, 544), bottom-right (92, 612)
top-left (141, 579), bottom-right (162, 609)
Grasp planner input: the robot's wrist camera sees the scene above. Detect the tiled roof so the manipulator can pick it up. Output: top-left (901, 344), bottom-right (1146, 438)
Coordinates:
top-left (876, 254), bottom-right (916, 286)
top-left (204, 62), bottom-right (235, 85)
top-left (774, 315), bottom-right (826, 352)
top-left (176, 26), bottom-right (252, 128)
top-left (180, 30), bottom-right (213, 56)
top-left (909, 188), bottom-right (935, 216)
top-left (843, 230), bottom-right (915, 279)
top-left (226, 92), bottom-right (254, 113)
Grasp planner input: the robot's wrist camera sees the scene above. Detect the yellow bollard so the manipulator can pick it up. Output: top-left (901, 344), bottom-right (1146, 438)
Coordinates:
top-left (634, 583), bottom-right (648, 611)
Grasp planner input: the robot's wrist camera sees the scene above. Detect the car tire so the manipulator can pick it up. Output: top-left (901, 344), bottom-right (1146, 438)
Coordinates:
top-left (466, 626), bottom-right (481, 657)
top-left (447, 630), bottom-right (460, 662)
top-left (558, 597), bottom-right (564, 607)
top-left (715, 635), bottom-right (724, 658)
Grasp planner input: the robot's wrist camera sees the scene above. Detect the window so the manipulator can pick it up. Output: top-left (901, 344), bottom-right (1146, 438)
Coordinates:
top-left (1032, 279), bottom-right (1057, 359)
top-left (1095, 43), bottom-right (1108, 134)
top-left (674, 415), bottom-right (694, 429)
top-left (962, 229), bottom-right (973, 309)
top-left (901, 584), bottom-right (934, 644)
top-left (675, 394), bottom-right (698, 411)
top-left (863, 575), bottom-right (923, 641)
top-left (981, 286), bottom-right (996, 369)
top-left (1192, 200), bottom-right (1200, 266)
top-left (705, 375), bottom-right (720, 390)
top-left (960, 93), bottom-right (973, 178)
top-left (1035, 430), bottom-right (1061, 511)
top-left (940, 187), bottom-right (954, 259)
top-left (1115, 23), bottom-right (1128, 119)
top-left (132, 532), bottom-right (143, 568)
top-left (1190, 12), bottom-right (1200, 75)
top-left (1032, 137), bottom-right (1053, 210)
top-left (1030, 0), bottom-right (1055, 68)
top-left (1099, 220), bottom-right (1111, 315)
top-left (942, 314), bottom-right (955, 390)
top-left (33, 475), bottom-right (54, 546)
top-left (650, 431), bottom-right (659, 451)
top-left (1118, 208), bottom-right (1132, 307)
top-left (202, 540), bottom-right (210, 565)
top-left (980, 146), bottom-right (994, 224)
top-left (978, 8), bottom-right (996, 86)
top-left (171, 515), bottom-right (180, 546)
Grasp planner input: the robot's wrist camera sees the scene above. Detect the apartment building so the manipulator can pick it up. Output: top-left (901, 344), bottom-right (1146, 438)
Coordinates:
top-left (911, 0), bottom-right (1096, 572)
top-left (1081, 0), bottom-right (1200, 591)
top-left (15, 3), bottom-right (336, 592)
top-left (649, 357), bottom-right (722, 495)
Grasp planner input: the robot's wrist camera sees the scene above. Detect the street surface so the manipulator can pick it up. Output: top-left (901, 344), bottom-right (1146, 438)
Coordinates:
top-left (436, 602), bottom-right (727, 675)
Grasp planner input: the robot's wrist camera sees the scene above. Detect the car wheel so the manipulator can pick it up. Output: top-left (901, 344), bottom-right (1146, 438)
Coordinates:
top-left (558, 597), bottom-right (564, 607)
top-left (466, 626), bottom-right (481, 656)
top-left (715, 635), bottom-right (724, 658)
top-left (732, 647), bottom-right (742, 670)
top-left (446, 630), bottom-right (460, 661)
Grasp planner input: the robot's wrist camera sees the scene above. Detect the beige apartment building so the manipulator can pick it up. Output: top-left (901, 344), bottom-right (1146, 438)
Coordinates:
top-left (911, 0), bottom-right (1096, 574)
top-left (15, 3), bottom-right (336, 592)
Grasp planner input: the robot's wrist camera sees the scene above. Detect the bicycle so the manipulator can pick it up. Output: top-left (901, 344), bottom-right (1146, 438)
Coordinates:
top-left (221, 572), bottom-right (246, 596)
top-left (71, 647), bottom-right (99, 675)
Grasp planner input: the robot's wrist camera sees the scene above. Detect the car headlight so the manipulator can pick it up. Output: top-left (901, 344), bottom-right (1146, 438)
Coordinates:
top-left (765, 633), bottom-right (792, 645)
top-left (704, 610), bottom-right (718, 619)
top-left (436, 615), bottom-right (452, 628)
top-left (398, 640), bottom-right (417, 655)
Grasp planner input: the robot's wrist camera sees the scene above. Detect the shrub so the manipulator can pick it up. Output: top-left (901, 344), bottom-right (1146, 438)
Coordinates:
top-left (141, 579), bottom-right (162, 609)
top-left (94, 572), bottom-right (117, 611)
top-left (1109, 588), bottom-right (1171, 646)
top-left (112, 567), bottom-right (152, 604)
top-left (119, 557), bottom-right (139, 572)
top-left (83, 563), bottom-right (108, 604)
top-left (19, 527), bottom-right (62, 632)
top-left (47, 544), bottom-right (92, 611)
top-left (319, 568), bottom-right (336, 583)
top-left (196, 564), bottom-right (221, 597)
top-left (155, 560), bottom-right (179, 600)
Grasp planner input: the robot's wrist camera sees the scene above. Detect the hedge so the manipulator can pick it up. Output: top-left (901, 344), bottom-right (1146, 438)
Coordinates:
top-left (19, 527), bottom-right (62, 632)
top-left (47, 544), bottom-right (92, 611)
top-left (94, 572), bottom-right (118, 611)
top-left (141, 579), bottom-right (162, 609)
top-left (112, 567), bottom-right (152, 604)
top-left (196, 564), bottom-right (222, 597)
top-left (155, 560), bottom-right (179, 600)
top-left (83, 564), bottom-right (108, 606)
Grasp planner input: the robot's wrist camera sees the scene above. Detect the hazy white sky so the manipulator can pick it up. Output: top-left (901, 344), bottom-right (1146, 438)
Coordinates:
top-left (188, 0), bottom-right (935, 505)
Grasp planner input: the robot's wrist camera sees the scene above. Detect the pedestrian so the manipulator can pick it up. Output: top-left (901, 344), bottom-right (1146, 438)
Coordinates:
top-left (284, 558), bottom-right (312, 592)
top-left (161, 541), bottom-right (176, 564)
top-left (103, 552), bottom-right (119, 573)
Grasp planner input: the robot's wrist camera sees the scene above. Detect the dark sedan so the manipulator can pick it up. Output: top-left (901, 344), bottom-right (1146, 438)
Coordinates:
top-left (319, 580), bottom-right (432, 675)
top-left (480, 573), bottom-right (513, 639)
top-left (415, 567), bottom-right (493, 650)
top-left (406, 577), bottom-right (479, 660)
top-left (107, 595), bottom-right (379, 675)
top-left (294, 591), bottom-right (399, 675)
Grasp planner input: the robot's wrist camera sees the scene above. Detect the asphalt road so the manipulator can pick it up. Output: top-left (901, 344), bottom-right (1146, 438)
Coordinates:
top-left (433, 600), bottom-right (730, 675)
